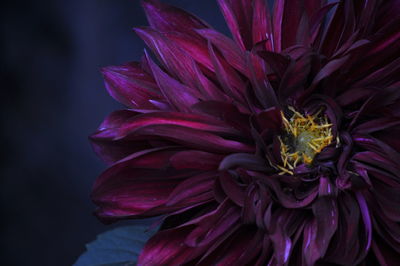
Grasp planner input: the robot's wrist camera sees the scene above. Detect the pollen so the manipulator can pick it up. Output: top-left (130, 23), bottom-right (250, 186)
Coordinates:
top-left (277, 107), bottom-right (333, 175)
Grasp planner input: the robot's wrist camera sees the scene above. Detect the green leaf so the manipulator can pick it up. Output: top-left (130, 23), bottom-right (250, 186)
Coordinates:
top-left (74, 220), bottom-right (159, 266)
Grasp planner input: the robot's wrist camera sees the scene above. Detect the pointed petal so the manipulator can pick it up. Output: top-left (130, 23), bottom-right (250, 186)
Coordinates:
top-left (101, 62), bottom-right (161, 108)
top-left (142, 0), bottom-right (209, 36)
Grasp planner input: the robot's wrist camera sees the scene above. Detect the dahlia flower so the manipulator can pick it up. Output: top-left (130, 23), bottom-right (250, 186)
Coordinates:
top-left (90, 0), bottom-right (400, 265)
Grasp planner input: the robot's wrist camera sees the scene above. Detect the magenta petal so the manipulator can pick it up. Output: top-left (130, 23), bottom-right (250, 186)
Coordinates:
top-left (208, 41), bottom-right (246, 104)
top-left (217, 0), bottom-right (247, 50)
top-left (252, 0), bottom-right (272, 48)
top-left (133, 124), bottom-right (254, 154)
top-left (101, 62), bottom-right (160, 108)
top-left (197, 29), bottom-right (247, 75)
top-left (135, 27), bottom-right (214, 98)
top-left (90, 110), bottom-right (150, 164)
top-left (110, 111), bottom-right (243, 140)
top-left (145, 51), bottom-right (201, 112)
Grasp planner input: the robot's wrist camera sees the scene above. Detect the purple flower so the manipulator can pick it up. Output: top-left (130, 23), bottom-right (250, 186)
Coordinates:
top-left (90, 0), bottom-right (400, 265)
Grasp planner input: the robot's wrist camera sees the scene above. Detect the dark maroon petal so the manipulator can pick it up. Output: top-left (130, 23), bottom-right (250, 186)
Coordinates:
top-left (185, 199), bottom-right (241, 247)
top-left (352, 151), bottom-right (400, 178)
top-left (138, 225), bottom-right (204, 265)
top-left (192, 100), bottom-right (252, 135)
top-left (370, 176), bottom-right (400, 222)
top-left (255, 236), bottom-right (273, 265)
top-left (255, 107), bottom-right (282, 134)
top-left (170, 150), bottom-right (224, 170)
top-left (142, 0), bottom-right (209, 36)
top-left (197, 226), bottom-right (263, 266)
top-left (335, 87), bottom-right (373, 106)
top-left (353, 117), bottom-right (400, 134)
top-left (352, 57), bottom-right (400, 88)
top-left (219, 153), bottom-right (269, 172)
top-left (311, 55), bottom-right (350, 88)
top-left (310, 2), bottom-right (341, 45)
top-left (92, 148), bottom-right (193, 219)
top-left (262, 176), bottom-right (319, 209)
top-left (247, 53), bottom-right (280, 108)
top-left (371, 238), bottom-right (400, 266)
top-left (278, 52), bottom-right (312, 101)
top-left (318, 1), bottom-right (348, 57)
top-left (353, 135), bottom-right (400, 167)
top-left (257, 50), bottom-right (290, 79)
top-left (217, 171), bottom-right (246, 207)
top-left (166, 172), bottom-right (216, 207)
top-left (323, 192), bottom-right (370, 265)
top-left (347, 19), bottom-right (400, 82)
top-left (272, 0), bottom-right (307, 50)
top-left (302, 196), bottom-right (338, 265)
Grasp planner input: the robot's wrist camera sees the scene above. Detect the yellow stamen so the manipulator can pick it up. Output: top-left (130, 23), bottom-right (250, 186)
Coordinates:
top-left (275, 107), bottom-right (333, 175)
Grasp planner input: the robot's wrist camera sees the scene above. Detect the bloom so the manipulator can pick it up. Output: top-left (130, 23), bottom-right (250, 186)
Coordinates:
top-left (90, 0), bottom-right (400, 264)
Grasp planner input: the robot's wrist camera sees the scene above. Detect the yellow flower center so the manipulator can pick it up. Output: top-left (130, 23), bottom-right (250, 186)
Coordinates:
top-left (277, 107), bottom-right (333, 175)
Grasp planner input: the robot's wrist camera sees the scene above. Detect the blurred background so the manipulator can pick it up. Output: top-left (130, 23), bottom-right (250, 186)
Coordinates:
top-left (0, 0), bottom-right (229, 265)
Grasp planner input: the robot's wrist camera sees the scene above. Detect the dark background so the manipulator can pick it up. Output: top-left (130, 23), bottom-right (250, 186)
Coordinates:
top-left (1, 0), bottom-right (228, 265)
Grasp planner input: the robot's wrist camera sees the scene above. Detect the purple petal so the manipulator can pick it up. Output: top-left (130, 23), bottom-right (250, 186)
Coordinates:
top-left (207, 41), bottom-right (247, 105)
top-left (142, 0), bottom-right (209, 36)
top-left (217, 0), bottom-right (253, 50)
top-left (101, 62), bottom-right (161, 108)
top-left (252, 0), bottom-right (272, 49)
top-left (356, 192), bottom-right (372, 252)
top-left (197, 28), bottom-right (247, 75)
top-left (145, 51), bottom-right (201, 112)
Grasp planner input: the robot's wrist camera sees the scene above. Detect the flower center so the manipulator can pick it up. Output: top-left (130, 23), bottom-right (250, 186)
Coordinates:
top-left (277, 107), bottom-right (333, 175)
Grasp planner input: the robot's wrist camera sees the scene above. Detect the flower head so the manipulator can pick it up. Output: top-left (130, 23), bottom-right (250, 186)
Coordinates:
top-left (90, 0), bottom-right (400, 265)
